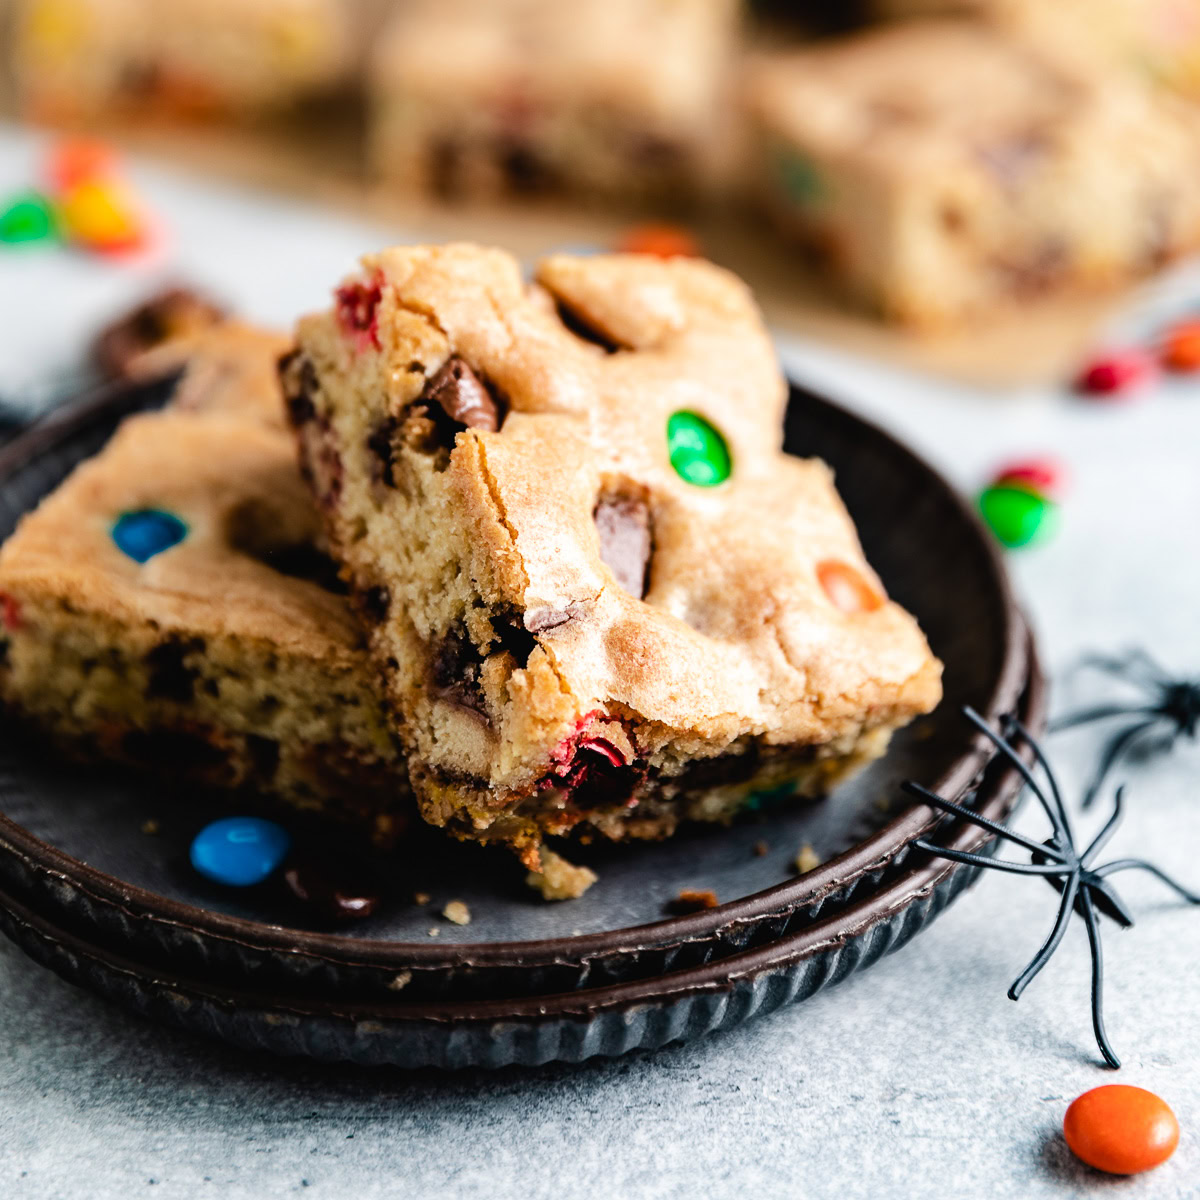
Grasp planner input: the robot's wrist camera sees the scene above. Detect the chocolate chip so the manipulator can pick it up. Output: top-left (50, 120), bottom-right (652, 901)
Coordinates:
top-left (367, 417), bottom-right (399, 487)
top-left (361, 585), bottom-right (390, 623)
top-left (92, 286), bottom-right (225, 380)
top-left (246, 734), bottom-right (280, 781)
top-left (494, 610), bottom-right (538, 663)
top-left (144, 637), bottom-right (205, 702)
top-left (282, 860), bottom-right (382, 922)
top-left (594, 497), bottom-right (652, 599)
top-left (431, 628), bottom-right (487, 715)
top-left (122, 727), bottom-right (225, 770)
top-left (499, 140), bottom-right (552, 193)
top-left (261, 543), bottom-right (346, 595)
top-left (280, 353), bottom-right (318, 426)
top-left (424, 357), bottom-right (502, 432)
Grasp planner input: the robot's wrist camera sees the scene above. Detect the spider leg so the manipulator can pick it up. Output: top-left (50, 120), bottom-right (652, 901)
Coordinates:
top-left (963, 708), bottom-right (1069, 843)
top-left (1001, 715), bottom-right (1074, 846)
top-left (1008, 869), bottom-right (1080, 1001)
top-left (1079, 889), bottom-right (1120, 1069)
top-left (901, 781), bottom-right (1069, 861)
top-left (913, 839), bottom-right (1071, 876)
top-left (1081, 720), bottom-right (1163, 809)
top-left (1082, 786), bottom-right (1125, 864)
top-left (1091, 858), bottom-right (1200, 904)
top-left (1049, 704), bottom-right (1159, 733)
top-left (1077, 649), bottom-right (1170, 689)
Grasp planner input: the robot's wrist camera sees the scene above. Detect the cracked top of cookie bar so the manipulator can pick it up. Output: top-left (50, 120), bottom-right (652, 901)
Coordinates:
top-left (0, 406), bottom-right (362, 664)
top-left (297, 244), bottom-right (942, 754)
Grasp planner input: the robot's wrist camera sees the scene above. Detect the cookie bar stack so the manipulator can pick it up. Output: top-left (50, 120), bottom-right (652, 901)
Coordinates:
top-left (12, 0), bottom-right (357, 122)
top-left (283, 244), bottom-right (942, 870)
top-left (745, 19), bottom-right (1200, 327)
top-left (0, 323), bottom-right (408, 843)
top-left (368, 0), bottom-right (740, 202)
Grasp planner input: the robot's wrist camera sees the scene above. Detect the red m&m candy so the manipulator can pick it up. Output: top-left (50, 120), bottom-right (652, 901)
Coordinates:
top-left (1075, 349), bottom-right (1156, 398)
top-left (992, 456), bottom-right (1067, 499)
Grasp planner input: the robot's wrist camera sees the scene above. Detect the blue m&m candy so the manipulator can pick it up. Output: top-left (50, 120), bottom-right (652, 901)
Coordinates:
top-left (112, 509), bottom-right (187, 563)
top-left (190, 816), bottom-right (291, 887)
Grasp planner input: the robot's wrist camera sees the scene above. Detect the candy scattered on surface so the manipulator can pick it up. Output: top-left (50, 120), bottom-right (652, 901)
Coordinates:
top-left (614, 223), bottom-right (701, 259)
top-left (816, 559), bottom-right (884, 614)
top-left (46, 138), bottom-right (118, 191)
top-left (190, 817), bottom-right (292, 888)
top-left (1075, 348), bottom-right (1156, 398)
top-left (991, 456), bottom-right (1067, 499)
top-left (0, 192), bottom-right (57, 245)
top-left (58, 179), bottom-right (148, 255)
top-left (978, 484), bottom-right (1059, 549)
top-left (1064, 1085), bottom-right (1179, 1175)
top-left (282, 859), bottom-right (381, 922)
top-left (111, 509), bottom-right (188, 563)
top-left (1162, 319), bottom-right (1200, 372)
top-left (667, 410), bottom-right (731, 486)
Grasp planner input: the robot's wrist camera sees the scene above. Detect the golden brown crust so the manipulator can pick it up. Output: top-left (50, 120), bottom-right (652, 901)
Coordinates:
top-left (288, 244), bottom-right (943, 855)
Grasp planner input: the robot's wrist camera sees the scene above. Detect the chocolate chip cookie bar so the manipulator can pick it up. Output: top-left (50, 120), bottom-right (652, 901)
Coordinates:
top-left (0, 328), bottom-right (406, 841)
top-left (13, 0), bottom-right (355, 122)
top-left (746, 20), bottom-right (1200, 327)
top-left (283, 244), bottom-right (943, 868)
top-left (368, 0), bottom-right (739, 201)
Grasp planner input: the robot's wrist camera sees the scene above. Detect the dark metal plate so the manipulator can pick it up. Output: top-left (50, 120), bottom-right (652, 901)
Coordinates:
top-left (0, 655), bottom-right (1041, 1068)
top-left (0, 377), bottom-right (1032, 1001)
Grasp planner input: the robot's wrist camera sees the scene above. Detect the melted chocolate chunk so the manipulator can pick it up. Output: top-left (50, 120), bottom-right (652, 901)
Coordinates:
top-left (92, 286), bottom-right (225, 381)
top-left (282, 860), bottom-right (382, 922)
top-left (281, 353), bottom-right (319, 426)
top-left (259, 543), bottom-right (346, 594)
top-left (494, 610), bottom-right (538, 663)
top-left (594, 497), bottom-right (652, 599)
top-left (424, 357), bottom-right (502, 432)
top-left (246, 734), bottom-right (280, 781)
top-left (431, 628), bottom-right (487, 715)
top-left (361, 585), bottom-right (390, 623)
top-left (122, 727), bottom-right (225, 770)
top-left (144, 637), bottom-right (205, 703)
top-left (367, 417), bottom-right (399, 487)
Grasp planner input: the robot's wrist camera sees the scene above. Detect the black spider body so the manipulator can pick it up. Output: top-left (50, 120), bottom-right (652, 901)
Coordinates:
top-left (1054, 649), bottom-right (1200, 807)
top-left (905, 706), bottom-right (1200, 1069)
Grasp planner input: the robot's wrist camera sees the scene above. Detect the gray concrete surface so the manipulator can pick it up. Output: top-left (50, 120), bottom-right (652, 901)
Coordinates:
top-left (3, 124), bottom-right (1200, 1199)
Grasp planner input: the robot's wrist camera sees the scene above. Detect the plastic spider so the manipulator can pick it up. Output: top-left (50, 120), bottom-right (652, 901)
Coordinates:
top-left (903, 706), bottom-right (1200, 1069)
top-left (1053, 648), bottom-right (1200, 809)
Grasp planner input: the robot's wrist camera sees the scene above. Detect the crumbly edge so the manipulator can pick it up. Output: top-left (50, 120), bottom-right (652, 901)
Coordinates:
top-left (0, 589), bottom-right (407, 837)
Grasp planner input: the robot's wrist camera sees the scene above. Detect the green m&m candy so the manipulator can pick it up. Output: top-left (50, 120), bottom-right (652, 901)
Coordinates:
top-left (978, 484), bottom-right (1059, 549)
top-left (667, 411), bottom-right (731, 487)
top-left (0, 192), bottom-right (56, 245)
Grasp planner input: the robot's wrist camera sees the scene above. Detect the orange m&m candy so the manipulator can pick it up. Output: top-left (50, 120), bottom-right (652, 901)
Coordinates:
top-left (816, 560), bottom-right (884, 614)
top-left (1162, 319), bottom-right (1200, 371)
top-left (1063, 1085), bottom-right (1179, 1175)
top-left (614, 223), bottom-right (701, 259)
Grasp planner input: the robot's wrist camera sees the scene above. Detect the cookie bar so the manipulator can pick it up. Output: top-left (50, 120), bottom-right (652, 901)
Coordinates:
top-left (13, 0), bottom-right (355, 123)
top-left (283, 244), bottom-right (943, 867)
top-left (745, 21), bottom-right (1200, 327)
top-left (886, 0), bottom-right (1200, 102)
top-left (0, 332), bottom-right (406, 841)
top-left (368, 0), bottom-right (739, 202)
